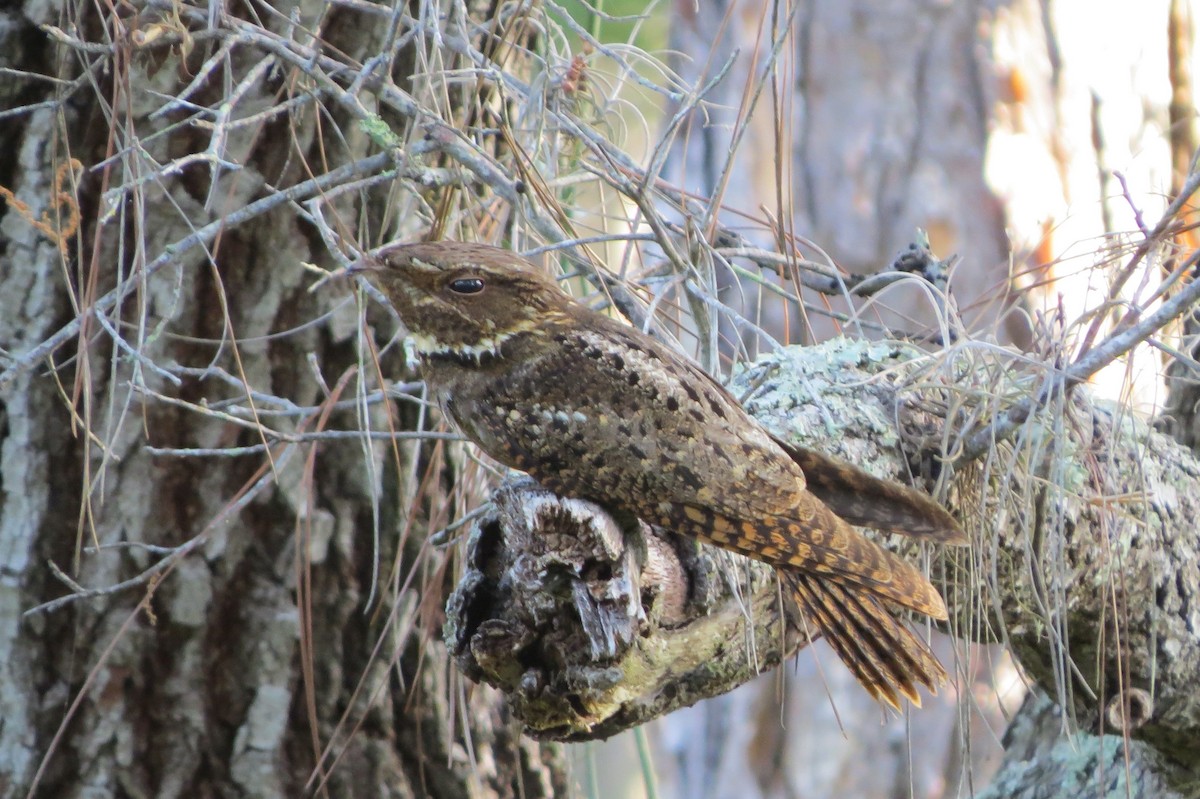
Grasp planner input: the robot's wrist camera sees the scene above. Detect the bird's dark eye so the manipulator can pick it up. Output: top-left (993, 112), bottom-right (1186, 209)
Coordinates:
top-left (448, 277), bottom-right (485, 295)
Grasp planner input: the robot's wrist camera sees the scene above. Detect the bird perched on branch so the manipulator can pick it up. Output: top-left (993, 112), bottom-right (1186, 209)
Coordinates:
top-left (356, 240), bottom-right (967, 709)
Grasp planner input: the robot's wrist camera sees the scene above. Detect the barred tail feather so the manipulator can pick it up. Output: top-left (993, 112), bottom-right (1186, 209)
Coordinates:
top-left (791, 573), bottom-right (948, 709)
top-left (773, 438), bottom-right (967, 545)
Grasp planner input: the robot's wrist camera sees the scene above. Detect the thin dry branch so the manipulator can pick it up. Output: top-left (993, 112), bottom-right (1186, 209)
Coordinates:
top-left (1, 152), bottom-right (398, 389)
top-left (962, 245), bottom-right (1200, 459)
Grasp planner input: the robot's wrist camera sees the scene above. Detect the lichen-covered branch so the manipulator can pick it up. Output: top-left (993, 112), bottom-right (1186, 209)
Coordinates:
top-left (976, 692), bottom-right (1193, 799)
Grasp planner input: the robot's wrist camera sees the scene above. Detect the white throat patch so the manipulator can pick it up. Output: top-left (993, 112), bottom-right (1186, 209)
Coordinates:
top-left (410, 316), bottom-right (543, 362)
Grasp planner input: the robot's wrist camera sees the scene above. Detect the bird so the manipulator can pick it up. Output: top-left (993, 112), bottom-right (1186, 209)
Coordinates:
top-left (355, 240), bottom-right (967, 709)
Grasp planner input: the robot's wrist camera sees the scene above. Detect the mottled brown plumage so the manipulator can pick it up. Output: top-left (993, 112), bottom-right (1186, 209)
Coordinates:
top-left (358, 241), bottom-right (967, 708)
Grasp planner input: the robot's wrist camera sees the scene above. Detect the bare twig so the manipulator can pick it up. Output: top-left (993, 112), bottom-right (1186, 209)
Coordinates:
top-left (961, 246), bottom-right (1200, 459)
top-left (2, 152), bottom-right (395, 389)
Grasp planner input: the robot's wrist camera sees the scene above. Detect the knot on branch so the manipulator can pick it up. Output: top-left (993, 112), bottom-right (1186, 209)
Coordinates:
top-left (1105, 687), bottom-right (1154, 734)
top-left (443, 477), bottom-right (801, 740)
top-left (444, 478), bottom-right (692, 738)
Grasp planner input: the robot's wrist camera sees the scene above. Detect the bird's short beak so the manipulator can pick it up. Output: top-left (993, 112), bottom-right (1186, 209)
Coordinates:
top-left (341, 253), bottom-right (380, 278)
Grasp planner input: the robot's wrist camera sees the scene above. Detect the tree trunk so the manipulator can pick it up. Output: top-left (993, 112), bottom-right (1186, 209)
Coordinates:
top-left (977, 692), bottom-right (1191, 799)
top-left (0, 1), bottom-right (568, 796)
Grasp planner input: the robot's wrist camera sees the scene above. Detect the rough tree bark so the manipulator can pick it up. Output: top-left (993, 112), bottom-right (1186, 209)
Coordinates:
top-left (0, 1), bottom-right (570, 796)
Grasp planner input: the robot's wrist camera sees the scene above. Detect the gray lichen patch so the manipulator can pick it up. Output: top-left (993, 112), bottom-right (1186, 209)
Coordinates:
top-left (730, 338), bottom-right (922, 480)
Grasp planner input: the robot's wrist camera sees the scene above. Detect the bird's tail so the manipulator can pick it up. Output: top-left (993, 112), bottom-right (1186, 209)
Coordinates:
top-left (790, 572), bottom-right (948, 709)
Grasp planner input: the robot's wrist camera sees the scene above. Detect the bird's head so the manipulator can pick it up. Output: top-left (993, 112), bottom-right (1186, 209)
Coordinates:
top-left (354, 241), bottom-right (574, 362)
